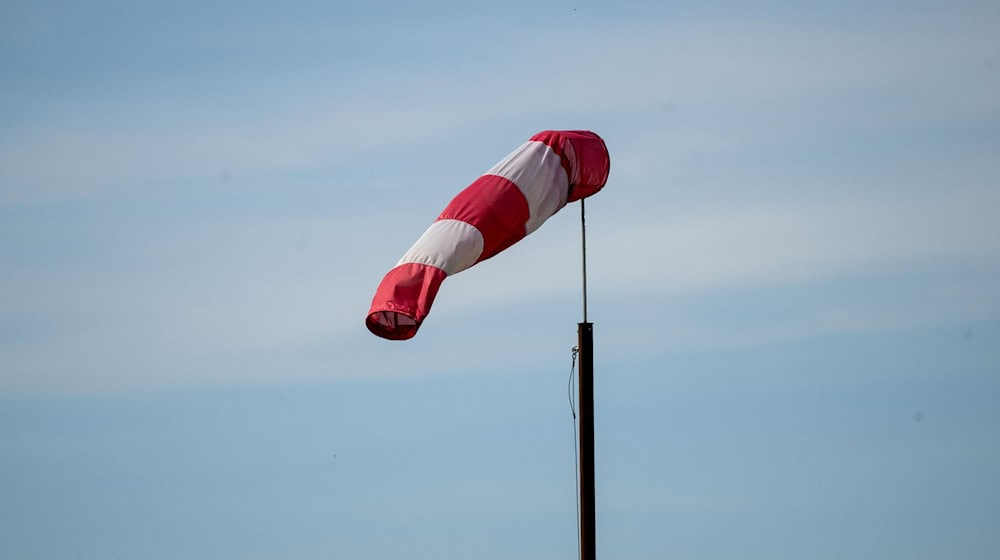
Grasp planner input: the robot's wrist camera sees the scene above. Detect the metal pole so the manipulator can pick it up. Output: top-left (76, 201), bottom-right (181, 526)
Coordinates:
top-left (581, 198), bottom-right (588, 323)
top-left (578, 197), bottom-right (596, 560)
top-left (578, 321), bottom-right (595, 560)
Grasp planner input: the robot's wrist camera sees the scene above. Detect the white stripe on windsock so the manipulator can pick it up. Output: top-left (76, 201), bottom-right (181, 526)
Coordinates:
top-left (486, 140), bottom-right (569, 235)
top-left (396, 219), bottom-right (485, 275)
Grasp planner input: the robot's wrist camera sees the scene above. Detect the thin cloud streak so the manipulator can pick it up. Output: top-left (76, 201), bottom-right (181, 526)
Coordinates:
top-left (1, 3), bottom-right (998, 396)
top-left (4, 10), bottom-right (996, 205)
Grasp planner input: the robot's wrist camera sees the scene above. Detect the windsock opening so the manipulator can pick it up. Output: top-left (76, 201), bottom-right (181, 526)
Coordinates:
top-left (530, 130), bottom-right (610, 202)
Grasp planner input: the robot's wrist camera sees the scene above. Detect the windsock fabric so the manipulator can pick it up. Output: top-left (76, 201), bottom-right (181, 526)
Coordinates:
top-left (366, 130), bottom-right (610, 340)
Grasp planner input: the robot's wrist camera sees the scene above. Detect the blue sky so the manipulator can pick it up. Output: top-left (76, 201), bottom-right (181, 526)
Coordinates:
top-left (2, 0), bottom-right (999, 558)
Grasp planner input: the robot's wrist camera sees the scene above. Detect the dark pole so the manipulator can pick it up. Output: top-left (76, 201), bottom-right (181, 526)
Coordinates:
top-left (577, 197), bottom-right (596, 560)
top-left (578, 321), bottom-right (596, 560)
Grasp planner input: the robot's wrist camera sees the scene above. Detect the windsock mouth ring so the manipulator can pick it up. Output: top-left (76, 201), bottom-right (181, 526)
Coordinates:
top-left (366, 310), bottom-right (420, 340)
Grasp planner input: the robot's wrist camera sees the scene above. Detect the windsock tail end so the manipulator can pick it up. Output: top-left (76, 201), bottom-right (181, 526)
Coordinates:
top-left (366, 310), bottom-right (420, 340)
top-left (365, 263), bottom-right (447, 340)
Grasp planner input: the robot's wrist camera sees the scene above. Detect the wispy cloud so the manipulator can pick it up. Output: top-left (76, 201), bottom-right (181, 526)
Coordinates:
top-left (5, 8), bottom-right (996, 206)
top-left (1, 2), bottom-right (998, 395)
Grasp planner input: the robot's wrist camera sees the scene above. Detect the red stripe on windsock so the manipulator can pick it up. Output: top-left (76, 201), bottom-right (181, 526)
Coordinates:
top-left (366, 263), bottom-right (448, 340)
top-left (530, 130), bottom-right (610, 202)
top-left (437, 174), bottom-right (530, 263)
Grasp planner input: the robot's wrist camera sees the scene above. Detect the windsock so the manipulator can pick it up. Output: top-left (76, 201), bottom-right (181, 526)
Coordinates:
top-left (366, 130), bottom-right (610, 340)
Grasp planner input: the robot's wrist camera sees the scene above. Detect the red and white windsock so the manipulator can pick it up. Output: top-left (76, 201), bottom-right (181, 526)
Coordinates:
top-left (366, 130), bottom-right (610, 340)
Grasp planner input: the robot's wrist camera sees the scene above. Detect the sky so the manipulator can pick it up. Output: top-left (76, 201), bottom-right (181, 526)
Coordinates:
top-left (2, 0), bottom-right (999, 558)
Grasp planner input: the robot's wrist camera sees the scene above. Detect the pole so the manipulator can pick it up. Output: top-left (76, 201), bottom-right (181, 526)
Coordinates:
top-left (581, 198), bottom-right (588, 324)
top-left (578, 197), bottom-right (596, 560)
top-left (578, 321), bottom-right (595, 560)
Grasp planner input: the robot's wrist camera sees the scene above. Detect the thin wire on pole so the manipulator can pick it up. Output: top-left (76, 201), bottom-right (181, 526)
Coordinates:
top-left (568, 346), bottom-right (581, 560)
